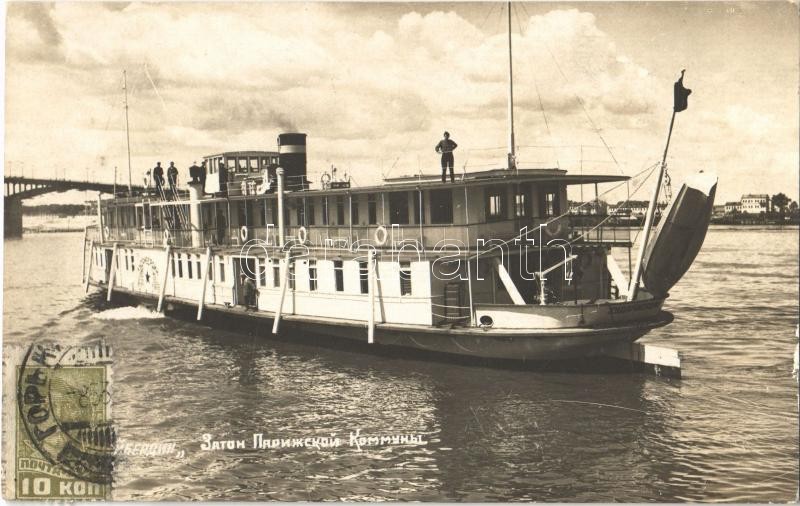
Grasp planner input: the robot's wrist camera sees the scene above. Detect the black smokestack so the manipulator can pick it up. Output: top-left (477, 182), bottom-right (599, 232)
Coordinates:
top-left (277, 133), bottom-right (307, 190)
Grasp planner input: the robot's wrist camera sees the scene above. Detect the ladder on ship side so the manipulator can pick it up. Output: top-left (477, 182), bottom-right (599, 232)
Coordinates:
top-left (155, 183), bottom-right (189, 234)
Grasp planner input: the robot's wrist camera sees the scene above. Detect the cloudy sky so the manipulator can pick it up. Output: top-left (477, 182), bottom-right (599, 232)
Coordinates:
top-left (4, 1), bottom-right (798, 205)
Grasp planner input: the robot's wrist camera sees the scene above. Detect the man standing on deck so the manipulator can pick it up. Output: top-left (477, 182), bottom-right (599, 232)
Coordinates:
top-left (152, 162), bottom-right (165, 193)
top-left (435, 131), bottom-right (458, 183)
top-left (167, 162), bottom-right (179, 194)
top-left (241, 274), bottom-right (257, 310)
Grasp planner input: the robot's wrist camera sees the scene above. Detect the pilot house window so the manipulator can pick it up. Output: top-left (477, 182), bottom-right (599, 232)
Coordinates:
top-left (543, 191), bottom-right (558, 217)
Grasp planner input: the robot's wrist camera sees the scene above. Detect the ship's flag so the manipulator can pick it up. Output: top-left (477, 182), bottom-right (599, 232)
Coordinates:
top-left (674, 69), bottom-right (692, 112)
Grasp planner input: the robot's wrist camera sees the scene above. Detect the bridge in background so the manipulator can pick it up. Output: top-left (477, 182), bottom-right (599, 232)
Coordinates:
top-left (4, 177), bottom-right (145, 238)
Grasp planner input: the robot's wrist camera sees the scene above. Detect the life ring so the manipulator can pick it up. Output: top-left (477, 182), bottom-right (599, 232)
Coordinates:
top-left (163, 228), bottom-right (171, 246)
top-left (240, 226), bottom-right (248, 242)
top-left (543, 218), bottom-right (563, 239)
top-left (297, 226), bottom-right (307, 243)
top-left (320, 172), bottom-right (331, 188)
top-left (104, 225), bottom-right (110, 238)
top-left (374, 225), bottom-right (388, 246)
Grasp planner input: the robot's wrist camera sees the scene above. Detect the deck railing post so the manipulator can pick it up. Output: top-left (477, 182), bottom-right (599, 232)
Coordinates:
top-left (106, 243), bottom-right (118, 302)
top-left (197, 246), bottom-right (212, 321)
top-left (272, 249), bottom-right (291, 334)
top-left (84, 240), bottom-right (94, 293)
top-left (157, 245), bottom-right (172, 312)
top-left (81, 226), bottom-right (88, 285)
top-left (368, 249), bottom-right (376, 343)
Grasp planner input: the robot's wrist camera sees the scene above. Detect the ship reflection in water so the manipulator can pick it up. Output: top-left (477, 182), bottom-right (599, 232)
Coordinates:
top-left (3, 229), bottom-right (798, 501)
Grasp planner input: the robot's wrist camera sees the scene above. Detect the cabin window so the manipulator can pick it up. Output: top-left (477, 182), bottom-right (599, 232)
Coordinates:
top-left (124, 253), bottom-right (129, 271)
top-left (389, 192), bottom-right (410, 225)
top-left (249, 157), bottom-right (260, 172)
top-left (359, 261), bottom-right (369, 294)
top-left (288, 262), bottom-right (295, 290)
top-left (308, 260), bottom-right (318, 291)
top-left (196, 255), bottom-right (201, 278)
top-left (272, 259), bottom-right (280, 288)
top-left (171, 256), bottom-right (176, 277)
top-left (368, 194), bottom-right (378, 224)
top-left (486, 187), bottom-right (506, 221)
top-left (296, 205), bottom-right (305, 227)
top-left (218, 256), bottom-right (225, 282)
top-left (308, 201), bottom-right (316, 225)
top-left (259, 260), bottom-right (267, 287)
top-left (334, 260), bottom-right (344, 292)
top-left (336, 196), bottom-right (346, 225)
top-left (322, 198), bottom-right (330, 225)
top-left (515, 193), bottom-right (528, 217)
top-left (187, 255), bottom-right (193, 279)
top-left (413, 191), bottom-right (424, 224)
top-left (400, 261), bottom-right (412, 296)
top-left (177, 254), bottom-right (184, 278)
top-left (130, 251), bottom-right (135, 270)
top-left (430, 189), bottom-right (454, 224)
top-left (351, 196), bottom-right (359, 225)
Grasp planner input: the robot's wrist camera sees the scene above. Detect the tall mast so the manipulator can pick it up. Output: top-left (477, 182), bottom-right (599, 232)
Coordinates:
top-left (507, 1), bottom-right (516, 170)
top-left (123, 70), bottom-right (133, 195)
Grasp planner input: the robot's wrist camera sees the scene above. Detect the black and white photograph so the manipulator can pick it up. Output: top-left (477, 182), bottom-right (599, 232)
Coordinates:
top-left (2, 1), bottom-right (798, 502)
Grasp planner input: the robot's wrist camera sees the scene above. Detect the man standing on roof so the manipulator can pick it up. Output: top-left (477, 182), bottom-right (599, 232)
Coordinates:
top-left (435, 131), bottom-right (458, 183)
top-left (152, 162), bottom-right (165, 193)
top-left (167, 162), bottom-right (179, 192)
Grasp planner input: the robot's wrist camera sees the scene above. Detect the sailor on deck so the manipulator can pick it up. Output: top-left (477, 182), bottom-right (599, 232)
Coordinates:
top-left (167, 162), bottom-right (179, 192)
top-left (152, 162), bottom-right (165, 192)
top-left (435, 131), bottom-right (458, 183)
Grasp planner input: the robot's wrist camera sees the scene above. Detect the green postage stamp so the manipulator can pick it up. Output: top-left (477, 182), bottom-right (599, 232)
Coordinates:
top-left (9, 340), bottom-right (115, 500)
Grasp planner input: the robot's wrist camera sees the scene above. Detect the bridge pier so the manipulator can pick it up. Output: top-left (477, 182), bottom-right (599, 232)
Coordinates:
top-left (4, 196), bottom-right (23, 238)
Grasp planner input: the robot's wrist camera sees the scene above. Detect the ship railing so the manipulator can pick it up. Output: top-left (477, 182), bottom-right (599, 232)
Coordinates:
top-left (567, 214), bottom-right (632, 246)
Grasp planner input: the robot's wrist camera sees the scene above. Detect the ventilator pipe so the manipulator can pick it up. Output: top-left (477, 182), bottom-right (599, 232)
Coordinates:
top-left (277, 167), bottom-right (286, 247)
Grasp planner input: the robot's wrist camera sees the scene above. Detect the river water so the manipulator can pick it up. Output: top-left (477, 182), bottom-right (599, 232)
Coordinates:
top-left (3, 227), bottom-right (798, 501)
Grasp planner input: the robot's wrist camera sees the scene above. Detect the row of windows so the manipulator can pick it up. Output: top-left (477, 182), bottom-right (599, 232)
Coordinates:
top-left (205, 155), bottom-right (279, 175)
top-left (171, 253), bottom-right (205, 280)
top-left (247, 258), bottom-right (413, 296)
top-left (107, 186), bottom-right (563, 232)
top-left (98, 248), bottom-right (413, 297)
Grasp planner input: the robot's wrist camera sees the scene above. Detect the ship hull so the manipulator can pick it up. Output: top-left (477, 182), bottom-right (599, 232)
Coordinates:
top-left (96, 284), bottom-right (672, 362)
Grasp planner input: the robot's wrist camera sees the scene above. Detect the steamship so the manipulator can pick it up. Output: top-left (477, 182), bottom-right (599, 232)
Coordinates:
top-left (83, 5), bottom-right (717, 365)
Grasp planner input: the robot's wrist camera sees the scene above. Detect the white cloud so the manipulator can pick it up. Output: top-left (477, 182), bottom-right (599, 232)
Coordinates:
top-left (4, 3), bottom-right (798, 204)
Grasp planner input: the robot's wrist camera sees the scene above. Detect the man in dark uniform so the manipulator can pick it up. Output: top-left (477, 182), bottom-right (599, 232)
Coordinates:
top-left (189, 161), bottom-right (202, 184)
top-left (152, 162), bottom-right (165, 193)
top-left (435, 131), bottom-right (458, 183)
top-left (218, 160), bottom-right (228, 195)
top-left (241, 274), bottom-right (257, 309)
top-left (167, 162), bottom-right (179, 193)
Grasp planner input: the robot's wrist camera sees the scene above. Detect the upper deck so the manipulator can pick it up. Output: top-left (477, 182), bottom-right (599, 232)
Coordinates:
top-left (98, 163), bottom-right (631, 253)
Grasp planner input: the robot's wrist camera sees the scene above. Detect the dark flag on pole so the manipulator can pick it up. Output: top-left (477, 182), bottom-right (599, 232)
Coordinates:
top-left (674, 69), bottom-right (691, 112)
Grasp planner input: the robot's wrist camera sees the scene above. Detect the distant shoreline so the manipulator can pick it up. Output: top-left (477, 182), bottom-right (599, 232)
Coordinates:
top-left (12, 223), bottom-right (799, 238)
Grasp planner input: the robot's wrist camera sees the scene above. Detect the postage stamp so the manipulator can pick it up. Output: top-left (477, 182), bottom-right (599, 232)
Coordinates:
top-left (11, 340), bottom-right (115, 500)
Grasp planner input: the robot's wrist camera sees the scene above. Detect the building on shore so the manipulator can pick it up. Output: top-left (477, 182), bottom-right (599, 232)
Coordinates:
top-left (740, 194), bottom-right (771, 214)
